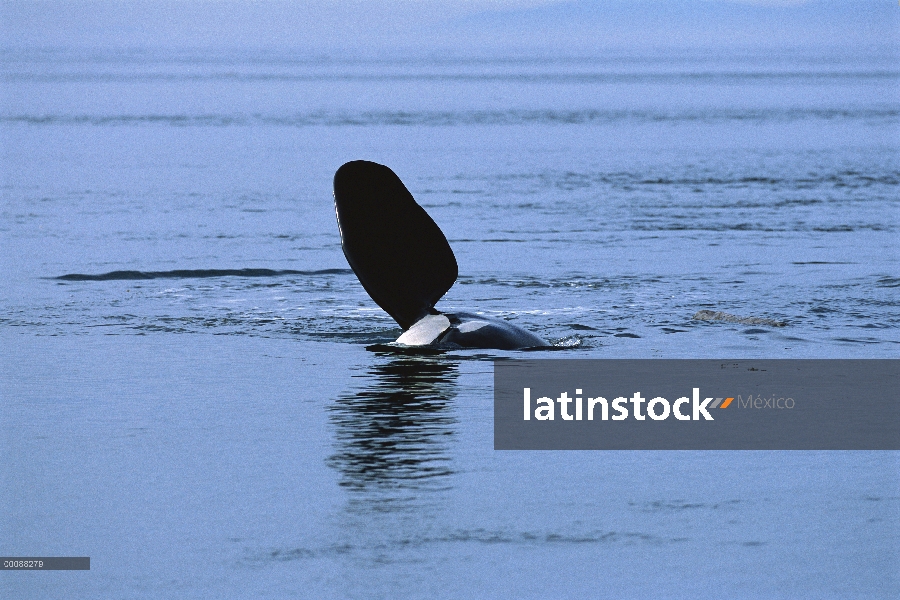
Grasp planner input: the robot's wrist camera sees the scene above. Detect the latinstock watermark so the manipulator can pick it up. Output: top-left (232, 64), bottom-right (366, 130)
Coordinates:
top-left (521, 388), bottom-right (796, 422)
top-left (495, 360), bottom-right (897, 450)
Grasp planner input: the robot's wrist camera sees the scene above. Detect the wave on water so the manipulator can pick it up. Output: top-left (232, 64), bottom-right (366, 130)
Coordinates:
top-left (53, 268), bottom-right (353, 281)
top-left (4, 108), bottom-right (898, 128)
top-left (691, 310), bottom-right (786, 327)
top-left (250, 525), bottom-right (694, 565)
top-left (4, 69), bottom-right (897, 85)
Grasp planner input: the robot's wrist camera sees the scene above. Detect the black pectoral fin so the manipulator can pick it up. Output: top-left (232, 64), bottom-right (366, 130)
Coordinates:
top-left (333, 161), bottom-right (458, 330)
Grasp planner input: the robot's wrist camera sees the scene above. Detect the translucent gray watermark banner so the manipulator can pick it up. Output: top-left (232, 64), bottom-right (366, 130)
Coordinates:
top-left (1, 557), bottom-right (90, 570)
top-left (494, 360), bottom-right (899, 450)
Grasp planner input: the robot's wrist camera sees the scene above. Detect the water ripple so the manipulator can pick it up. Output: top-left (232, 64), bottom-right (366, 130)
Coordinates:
top-left (53, 268), bottom-right (353, 281)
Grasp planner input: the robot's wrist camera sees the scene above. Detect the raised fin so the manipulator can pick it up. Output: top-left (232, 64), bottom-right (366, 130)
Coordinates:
top-left (334, 160), bottom-right (458, 330)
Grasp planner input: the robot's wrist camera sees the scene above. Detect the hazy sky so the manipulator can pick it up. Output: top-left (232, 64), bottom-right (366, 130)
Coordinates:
top-left (1, 1), bottom-right (897, 53)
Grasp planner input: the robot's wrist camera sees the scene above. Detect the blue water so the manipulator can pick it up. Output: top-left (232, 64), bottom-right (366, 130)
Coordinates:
top-left (1, 47), bottom-right (898, 598)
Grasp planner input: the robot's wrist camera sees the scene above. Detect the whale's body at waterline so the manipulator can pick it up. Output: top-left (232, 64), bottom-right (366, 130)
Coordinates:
top-left (333, 160), bottom-right (550, 350)
top-left (395, 312), bottom-right (548, 350)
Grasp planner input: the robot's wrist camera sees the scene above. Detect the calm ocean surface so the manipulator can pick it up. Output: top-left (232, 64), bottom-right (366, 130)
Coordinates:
top-left (2, 47), bottom-right (898, 598)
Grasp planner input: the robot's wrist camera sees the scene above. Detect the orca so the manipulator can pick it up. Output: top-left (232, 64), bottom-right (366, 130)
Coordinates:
top-left (333, 160), bottom-right (550, 350)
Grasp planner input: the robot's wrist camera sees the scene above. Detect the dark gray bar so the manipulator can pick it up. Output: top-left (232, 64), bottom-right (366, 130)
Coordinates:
top-left (1, 557), bottom-right (90, 570)
top-left (494, 360), bottom-right (899, 450)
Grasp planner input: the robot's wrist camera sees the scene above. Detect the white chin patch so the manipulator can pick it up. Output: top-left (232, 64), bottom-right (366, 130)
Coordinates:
top-left (457, 320), bottom-right (490, 333)
top-left (395, 314), bottom-right (451, 346)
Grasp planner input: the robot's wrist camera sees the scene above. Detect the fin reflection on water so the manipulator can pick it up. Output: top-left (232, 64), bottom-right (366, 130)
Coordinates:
top-left (327, 356), bottom-right (459, 494)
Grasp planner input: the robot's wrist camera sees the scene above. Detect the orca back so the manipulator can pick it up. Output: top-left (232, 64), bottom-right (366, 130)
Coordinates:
top-left (333, 160), bottom-right (458, 330)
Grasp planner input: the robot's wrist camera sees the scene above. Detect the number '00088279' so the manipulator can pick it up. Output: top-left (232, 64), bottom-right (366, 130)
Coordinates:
top-left (4, 560), bottom-right (43, 568)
